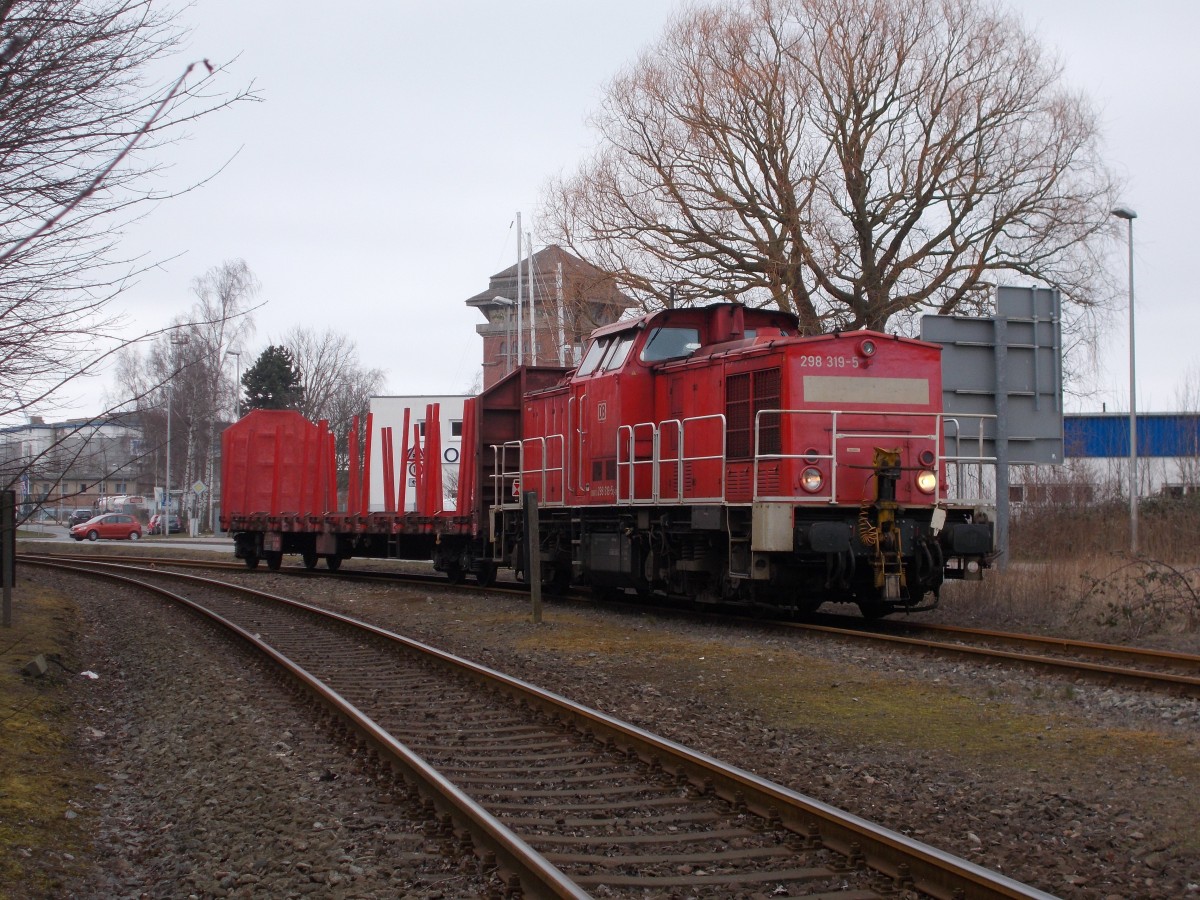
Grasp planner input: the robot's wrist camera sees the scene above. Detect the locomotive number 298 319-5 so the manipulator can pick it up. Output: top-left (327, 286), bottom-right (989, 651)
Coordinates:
top-left (797, 355), bottom-right (861, 368)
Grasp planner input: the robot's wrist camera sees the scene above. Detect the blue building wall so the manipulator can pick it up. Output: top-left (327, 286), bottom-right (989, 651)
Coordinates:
top-left (1064, 414), bottom-right (1200, 458)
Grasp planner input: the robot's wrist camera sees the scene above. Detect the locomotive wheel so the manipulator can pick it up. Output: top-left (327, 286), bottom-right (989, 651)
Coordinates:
top-left (543, 563), bottom-right (571, 596)
top-left (302, 552), bottom-right (318, 570)
top-left (325, 555), bottom-right (342, 572)
top-left (265, 551), bottom-right (283, 571)
top-left (592, 584), bottom-right (625, 603)
top-left (856, 599), bottom-right (890, 620)
top-left (244, 555), bottom-right (260, 570)
top-left (474, 561), bottom-right (497, 588)
top-left (444, 564), bottom-right (465, 585)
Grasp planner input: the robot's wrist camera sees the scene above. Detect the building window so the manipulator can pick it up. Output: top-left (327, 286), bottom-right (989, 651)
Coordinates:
top-left (451, 421), bottom-right (462, 438)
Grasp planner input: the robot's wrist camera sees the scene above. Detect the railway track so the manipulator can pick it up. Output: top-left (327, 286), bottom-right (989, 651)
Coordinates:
top-left (22, 547), bottom-right (1200, 698)
top-left (25, 554), bottom-right (1053, 900)
top-left (787, 616), bottom-right (1200, 697)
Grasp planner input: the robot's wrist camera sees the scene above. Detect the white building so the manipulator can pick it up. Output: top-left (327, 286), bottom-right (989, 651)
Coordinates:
top-left (367, 395), bottom-right (467, 513)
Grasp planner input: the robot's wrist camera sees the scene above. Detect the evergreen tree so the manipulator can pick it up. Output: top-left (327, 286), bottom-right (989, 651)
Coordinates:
top-left (242, 345), bottom-right (305, 411)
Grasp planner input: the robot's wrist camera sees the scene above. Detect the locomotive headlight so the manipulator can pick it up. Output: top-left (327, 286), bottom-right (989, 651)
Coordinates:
top-left (800, 466), bottom-right (824, 493)
top-left (916, 469), bottom-right (938, 494)
top-left (858, 338), bottom-right (877, 358)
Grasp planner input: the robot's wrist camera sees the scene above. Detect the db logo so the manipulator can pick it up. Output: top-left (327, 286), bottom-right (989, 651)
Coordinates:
top-left (511, 478), bottom-right (520, 497)
top-left (596, 401), bottom-right (607, 422)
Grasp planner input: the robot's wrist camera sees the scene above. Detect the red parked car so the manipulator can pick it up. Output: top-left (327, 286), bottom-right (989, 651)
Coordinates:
top-left (71, 513), bottom-right (142, 542)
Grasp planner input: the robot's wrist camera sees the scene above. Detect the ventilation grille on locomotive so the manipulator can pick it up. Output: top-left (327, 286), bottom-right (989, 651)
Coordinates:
top-left (726, 368), bottom-right (782, 459)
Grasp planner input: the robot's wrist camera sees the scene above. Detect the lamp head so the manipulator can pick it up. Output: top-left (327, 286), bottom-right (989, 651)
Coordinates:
top-left (1111, 206), bottom-right (1137, 220)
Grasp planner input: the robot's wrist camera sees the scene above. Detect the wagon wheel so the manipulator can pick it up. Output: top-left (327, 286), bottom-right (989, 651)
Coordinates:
top-left (244, 555), bottom-right (260, 570)
top-left (265, 551), bottom-right (283, 571)
top-left (302, 552), bottom-right (319, 570)
top-left (325, 555), bottom-right (342, 572)
top-left (474, 561), bottom-right (497, 588)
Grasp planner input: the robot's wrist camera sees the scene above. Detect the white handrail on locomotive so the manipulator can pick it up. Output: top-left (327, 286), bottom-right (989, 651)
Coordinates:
top-left (490, 442), bottom-right (522, 505)
top-left (618, 415), bottom-right (727, 505)
top-left (750, 408), bottom-right (997, 508)
top-left (650, 415), bottom-right (726, 505)
top-left (940, 415), bottom-right (996, 506)
top-left (566, 394), bottom-right (577, 494)
top-left (616, 421), bottom-right (655, 504)
top-left (520, 433), bottom-right (566, 506)
top-left (489, 435), bottom-right (566, 520)
top-left (572, 392), bottom-right (587, 494)
top-left (490, 409), bottom-right (996, 512)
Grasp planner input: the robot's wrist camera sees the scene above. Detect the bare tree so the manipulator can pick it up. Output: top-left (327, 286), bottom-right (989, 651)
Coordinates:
top-left (282, 326), bottom-right (386, 488)
top-left (282, 327), bottom-right (383, 425)
top-left (542, 0), bottom-right (1121, 334)
top-left (118, 260), bottom-right (258, 530)
top-left (0, 0), bottom-right (257, 427)
top-left (191, 261), bottom-right (258, 527)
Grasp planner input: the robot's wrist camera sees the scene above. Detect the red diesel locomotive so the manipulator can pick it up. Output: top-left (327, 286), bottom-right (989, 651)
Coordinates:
top-left (222, 302), bottom-right (995, 617)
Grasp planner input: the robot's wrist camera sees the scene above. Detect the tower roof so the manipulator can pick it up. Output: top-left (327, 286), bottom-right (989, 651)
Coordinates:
top-left (464, 245), bottom-right (634, 311)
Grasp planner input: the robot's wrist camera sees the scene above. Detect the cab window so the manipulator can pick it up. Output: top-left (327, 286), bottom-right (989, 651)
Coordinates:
top-left (602, 334), bottom-right (636, 371)
top-left (576, 337), bottom-right (610, 376)
top-left (641, 327), bottom-right (701, 363)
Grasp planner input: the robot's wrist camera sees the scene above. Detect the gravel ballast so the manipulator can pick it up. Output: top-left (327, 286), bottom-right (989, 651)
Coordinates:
top-left (22, 565), bottom-right (1200, 899)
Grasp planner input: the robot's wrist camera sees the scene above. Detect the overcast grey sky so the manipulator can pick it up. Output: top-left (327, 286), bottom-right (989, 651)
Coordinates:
top-left (106, 0), bottom-right (1198, 416)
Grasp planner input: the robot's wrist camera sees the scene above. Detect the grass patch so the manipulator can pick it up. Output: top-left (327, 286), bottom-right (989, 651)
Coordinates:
top-left (0, 580), bottom-right (95, 899)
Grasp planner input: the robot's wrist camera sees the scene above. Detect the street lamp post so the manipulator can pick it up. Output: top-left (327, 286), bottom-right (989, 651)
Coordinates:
top-left (226, 350), bottom-right (242, 419)
top-left (209, 349), bottom-right (242, 535)
top-left (1111, 205), bottom-right (1138, 553)
top-left (165, 333), bottom-right (189, 539)
top-left (164, 382), bottom-right (173, 537)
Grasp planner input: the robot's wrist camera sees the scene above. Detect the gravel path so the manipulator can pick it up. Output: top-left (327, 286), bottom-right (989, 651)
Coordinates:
top-left (31, 566), bottom-right (1200, 899)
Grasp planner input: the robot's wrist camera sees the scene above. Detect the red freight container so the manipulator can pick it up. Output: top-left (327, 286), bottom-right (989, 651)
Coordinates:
top-left (221, 410), bottom-right (330, 525)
